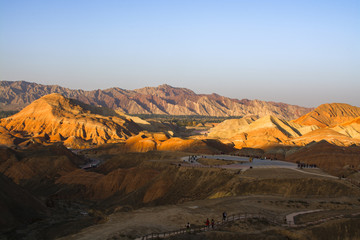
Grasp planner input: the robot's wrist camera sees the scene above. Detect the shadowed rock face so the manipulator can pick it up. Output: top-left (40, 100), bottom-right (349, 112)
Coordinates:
top-left (0, 81), bottom-right (312, 120)
top-left (0, 144), bottom-right (86, 185)
top-left (0, 173), bottom-right (48, 232)
top-left (285, 140), bottom-right (360, 176)
top-left (0, 93), bottom-right (142, 147)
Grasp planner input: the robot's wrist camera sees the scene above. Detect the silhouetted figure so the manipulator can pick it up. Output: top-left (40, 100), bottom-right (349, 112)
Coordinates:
top-left (205, 218), bottom-right (210, 228)
top-left (223, 212), bottom-right (227, 221)
top-left (211, 219), bottom-right (215, 229)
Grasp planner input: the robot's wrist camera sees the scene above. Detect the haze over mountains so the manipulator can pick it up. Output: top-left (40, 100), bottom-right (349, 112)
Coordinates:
top-left (0, 81), bottom-right (311, 120)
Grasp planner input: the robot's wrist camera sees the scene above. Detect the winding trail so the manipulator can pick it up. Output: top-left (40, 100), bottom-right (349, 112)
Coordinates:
top-left (138, 209), bottom-right (360, 239)
top-left (285, 209), bottom-right (323, 225)
top-left (290, 168), bottom-right (338, 179)
top-left (181, 155), bottom-right (337, 179)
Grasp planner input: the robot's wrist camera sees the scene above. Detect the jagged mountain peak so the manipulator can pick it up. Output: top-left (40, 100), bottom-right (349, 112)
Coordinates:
top-left (134, 84), bottom-right (196, 97)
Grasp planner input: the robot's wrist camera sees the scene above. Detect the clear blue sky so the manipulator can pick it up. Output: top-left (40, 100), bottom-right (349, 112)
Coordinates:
top-left (1, 0), bottom-right (359, 107)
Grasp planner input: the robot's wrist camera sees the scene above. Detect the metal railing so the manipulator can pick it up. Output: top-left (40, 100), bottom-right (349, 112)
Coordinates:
top-left (139, 212), bottom-right (279, 240)
top-left (138, 210), bottom-right (360, 239)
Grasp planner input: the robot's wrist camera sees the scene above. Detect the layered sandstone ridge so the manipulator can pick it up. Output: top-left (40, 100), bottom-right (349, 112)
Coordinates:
top-left (0, 93), bottom-right (142, 147)
top-left (332, 117), bottom-right (360, 139)
top-left (293, 103), bottom-right (360, 127)
top-left (0, 81), bottom-right (311, 120)
top-left (208, 115), bottom-right (323, 148)
top-left (208, 103), bottom-right (360, 148)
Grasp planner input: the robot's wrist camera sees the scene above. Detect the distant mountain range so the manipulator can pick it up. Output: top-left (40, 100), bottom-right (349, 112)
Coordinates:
top-left (0, 81), bottom-right (311, 120)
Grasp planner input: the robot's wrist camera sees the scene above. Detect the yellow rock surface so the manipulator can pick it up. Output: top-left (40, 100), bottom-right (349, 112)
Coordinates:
top-left (293, 103), bottom-right (360, 128)
top-left (0, 93), bottom-right (142, 148)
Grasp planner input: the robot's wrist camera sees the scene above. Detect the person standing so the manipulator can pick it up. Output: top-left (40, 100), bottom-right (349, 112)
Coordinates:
top-left (211, 219), bottom-right (215, 229)
top-left (205, 218), bottom-right (210, 228)
top-left (222, 212), bottom-right (227, 221)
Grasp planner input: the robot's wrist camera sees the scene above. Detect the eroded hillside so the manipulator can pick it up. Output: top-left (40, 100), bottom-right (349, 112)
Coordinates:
top-left (0, 93), bottom-right (143, 147)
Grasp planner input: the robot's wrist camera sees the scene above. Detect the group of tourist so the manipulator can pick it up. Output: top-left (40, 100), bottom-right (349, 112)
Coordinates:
top-left (187, 155), bottom-right (198, 163)
top-left (297, 162), bottom-right (317, 168)
top-left (204, 218), bottom-right (215, 229)
top-left (186, 212), bottom-right (227, 230)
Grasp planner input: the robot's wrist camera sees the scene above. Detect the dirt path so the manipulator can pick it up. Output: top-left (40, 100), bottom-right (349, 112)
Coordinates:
top-left (290, 168), bottom-right (337, 179)
top-left (56, 196), bottom-right (289, 240)
top-left (181, 156), bottom-right (337, 180)
top-left (285, 209), bottom-right (323, 225)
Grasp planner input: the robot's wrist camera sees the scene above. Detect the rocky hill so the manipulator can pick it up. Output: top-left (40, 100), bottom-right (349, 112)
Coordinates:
top-left (208, 102), bottom-right (360, 149)
top-left (0, 93), bottom-right (142, 147)
top-left (293, 103), bottom-right (360, 127)
top-left (208, 115), bottom-right (321, 148)
top-left (0, 81), bottom-right (311, 120)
